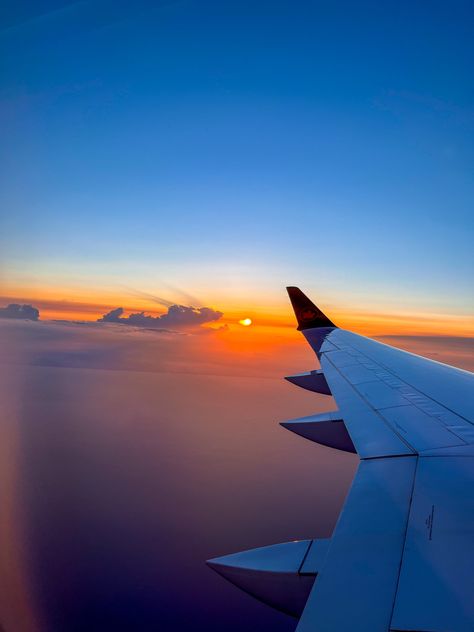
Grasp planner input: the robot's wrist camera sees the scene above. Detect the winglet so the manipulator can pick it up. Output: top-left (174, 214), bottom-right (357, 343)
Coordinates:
top-left (286, 287), bottom-right (336, 330)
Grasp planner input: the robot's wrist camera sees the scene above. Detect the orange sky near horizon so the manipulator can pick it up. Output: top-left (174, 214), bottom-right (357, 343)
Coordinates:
top-left (1, 285), bottom-right (473, 338)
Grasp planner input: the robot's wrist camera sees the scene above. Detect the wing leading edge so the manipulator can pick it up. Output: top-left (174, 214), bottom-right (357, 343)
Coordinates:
top-left (208, 287), bottom-right (474, 631)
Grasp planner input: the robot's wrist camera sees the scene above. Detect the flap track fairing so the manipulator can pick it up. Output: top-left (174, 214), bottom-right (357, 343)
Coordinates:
top-left (281, 411), bottom-right (356, 453)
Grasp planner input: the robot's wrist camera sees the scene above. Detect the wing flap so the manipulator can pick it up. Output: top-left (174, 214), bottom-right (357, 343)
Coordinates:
top-left (321, 357), bottom-right (414, 458)
top-left (381, 405), bottom-right (464, 451)
top-left (296, 457), bottom-right (417, 631)
top-left (391, 456), bottom-right (474, 632)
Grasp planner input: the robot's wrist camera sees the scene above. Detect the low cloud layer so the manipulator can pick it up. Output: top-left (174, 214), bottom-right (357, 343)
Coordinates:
top-left (98, 305), bottom-right (223, 329)
top-left (0, 304), bottom-right (39, 320)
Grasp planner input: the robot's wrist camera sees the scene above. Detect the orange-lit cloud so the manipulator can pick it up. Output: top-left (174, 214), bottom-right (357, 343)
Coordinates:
top-left (0, 295), bottom-right (164, 323)
top-left (1, 282), bottom-right (473, 338)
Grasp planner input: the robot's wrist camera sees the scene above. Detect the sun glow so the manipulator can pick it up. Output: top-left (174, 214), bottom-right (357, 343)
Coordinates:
top-left (239, 318), bottom-right (252, 327)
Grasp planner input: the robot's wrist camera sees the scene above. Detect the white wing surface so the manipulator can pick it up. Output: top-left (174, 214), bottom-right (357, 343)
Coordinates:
top-left (208, 287), bottom-right (474, 631)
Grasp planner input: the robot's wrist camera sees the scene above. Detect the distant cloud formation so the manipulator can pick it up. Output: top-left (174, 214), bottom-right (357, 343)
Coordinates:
top-left (0, 304), bottom-right (39, 320)
top-left (98, 307), bottom-right (124, 323)
top-left (98, 305), bottom-right (223, 329)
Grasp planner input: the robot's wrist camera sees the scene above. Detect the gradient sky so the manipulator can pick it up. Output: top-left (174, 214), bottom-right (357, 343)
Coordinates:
top-left (1, 0), bottom-right (473, 330)
top-left (0, 6), bottom-right (473, 627)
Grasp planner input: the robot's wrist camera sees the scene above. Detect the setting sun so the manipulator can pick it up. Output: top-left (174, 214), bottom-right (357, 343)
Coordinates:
top-left (239, 318), bottom-right (252, 327)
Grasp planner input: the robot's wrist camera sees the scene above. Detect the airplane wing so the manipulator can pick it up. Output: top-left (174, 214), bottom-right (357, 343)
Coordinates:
top-left (207, 287), bottom-right (474, 631)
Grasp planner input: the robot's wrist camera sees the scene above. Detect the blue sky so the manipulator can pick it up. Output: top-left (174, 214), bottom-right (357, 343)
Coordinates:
top-left (1, 0), bottom-right (473, 316)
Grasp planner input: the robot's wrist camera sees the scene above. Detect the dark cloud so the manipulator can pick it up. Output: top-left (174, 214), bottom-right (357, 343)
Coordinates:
top-left (98, 307), bottom-right (124, 323)
top-left (0, 303), bottom-right (39, 320)
top-left (98, 305), bottom-right (223, 329)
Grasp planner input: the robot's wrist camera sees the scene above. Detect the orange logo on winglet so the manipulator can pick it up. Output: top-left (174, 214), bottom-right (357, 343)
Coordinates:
top-left (300, 308), bottom-right (317, 322)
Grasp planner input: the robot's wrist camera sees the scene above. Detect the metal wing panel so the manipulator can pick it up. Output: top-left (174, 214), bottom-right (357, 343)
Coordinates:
top-left (320, 329), bottom-right (472, 455)
top-left (321, 357), bottom-right (414, 458)
top-left (391, 456), bottom-right (474, 632)
top-left (296, 457), bottom-right (417, 632)
top-left (381, 405), bottom-right (464, 451)
top-left (329, 330), bottom-right (474, 424)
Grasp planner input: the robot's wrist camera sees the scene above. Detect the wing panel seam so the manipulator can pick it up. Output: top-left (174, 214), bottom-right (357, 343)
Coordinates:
top-left (388, 455), bottom-right (420, 630)
top-left (323, 353), bottom-right (416, 454)
top-left (337, 335), bottom-right (474, 427)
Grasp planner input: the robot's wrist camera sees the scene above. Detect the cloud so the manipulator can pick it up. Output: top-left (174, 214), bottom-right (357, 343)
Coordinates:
top-left (98, 307), bottom-right (124, 323)
top-left (98, 305), bottom-right (223, 329)
top-left (0, 304), bottom-right (39, 320)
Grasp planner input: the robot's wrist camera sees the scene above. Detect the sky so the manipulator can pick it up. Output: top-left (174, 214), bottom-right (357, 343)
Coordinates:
top-left (0, 6), bottom-right (472, 627)
top-left (0, 0), bottom-right (473, 335)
